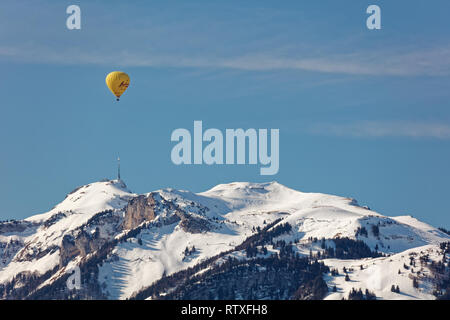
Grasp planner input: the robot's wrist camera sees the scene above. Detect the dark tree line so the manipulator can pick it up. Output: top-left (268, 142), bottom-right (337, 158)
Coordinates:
top-left (159, 253), bottom-right (329, 300)
top-left (347, 288), bottom-right (376, 300)
top-left (322, 237), bottom-right (383, 260)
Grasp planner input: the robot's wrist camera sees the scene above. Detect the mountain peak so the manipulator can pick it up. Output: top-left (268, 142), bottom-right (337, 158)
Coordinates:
top-left (26, 179), bottom-right (135, 223)
top-left (1, 179), bottom-right (449, 300)
top-left (200, 181), bottom-right (301, 198)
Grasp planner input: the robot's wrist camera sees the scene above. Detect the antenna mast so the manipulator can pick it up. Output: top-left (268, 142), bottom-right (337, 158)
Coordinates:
top-left (117, 157), bottom-right (121, 181)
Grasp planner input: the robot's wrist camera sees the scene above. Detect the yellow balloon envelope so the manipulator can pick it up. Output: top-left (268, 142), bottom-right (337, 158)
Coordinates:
top-left (105, 71), bottom-right (130, 101)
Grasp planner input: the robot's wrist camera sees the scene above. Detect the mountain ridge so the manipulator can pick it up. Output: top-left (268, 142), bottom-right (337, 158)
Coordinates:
top-left (0, 179), bottom-right (448, 300)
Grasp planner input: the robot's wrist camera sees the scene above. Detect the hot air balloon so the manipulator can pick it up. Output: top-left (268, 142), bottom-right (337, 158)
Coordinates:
top-left (105, 71), bottom-right (130, 101)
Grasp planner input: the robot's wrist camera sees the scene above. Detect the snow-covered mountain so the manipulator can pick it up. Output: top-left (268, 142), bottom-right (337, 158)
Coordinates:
top-left (0, 179), bottom-right (449, 300)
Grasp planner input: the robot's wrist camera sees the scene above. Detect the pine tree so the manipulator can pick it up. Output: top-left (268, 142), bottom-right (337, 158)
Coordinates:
top-left (413, 278), bottom-right (419, 289)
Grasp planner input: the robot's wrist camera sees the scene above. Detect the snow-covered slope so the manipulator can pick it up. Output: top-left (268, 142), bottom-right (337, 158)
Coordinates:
top-left (26, 179), bottom-right (134, 223)
top-left (0, 180), bottom-right (448, 300)
top-left (323, 245), bottom-right (441, 300)
top-left (0, 180), bottom-right (134, 284)
top-left (199, 182), bottom-right (447, 253)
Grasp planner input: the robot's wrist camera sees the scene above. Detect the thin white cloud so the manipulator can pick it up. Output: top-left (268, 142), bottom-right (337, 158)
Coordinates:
top-left (1, 44), bottom-right (450, 76)
top-left (2, 1), bottom-right (450, 77)
top-left (309, 121), bottom-right (450, 139)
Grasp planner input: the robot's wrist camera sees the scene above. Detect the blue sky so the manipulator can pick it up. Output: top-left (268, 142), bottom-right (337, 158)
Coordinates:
top-left (0, 1), bottom-right (449, 227)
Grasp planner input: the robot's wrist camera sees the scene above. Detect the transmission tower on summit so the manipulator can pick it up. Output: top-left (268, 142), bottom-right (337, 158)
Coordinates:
top-left (117, 157), bottom-right (121, 181)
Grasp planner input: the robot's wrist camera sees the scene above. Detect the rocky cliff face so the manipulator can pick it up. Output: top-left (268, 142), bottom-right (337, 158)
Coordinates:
top-left (60, 229), bottom-right (105, 266)
top-left (122, 194), bottom-right (156, 230)
top-left (175, 210), bottom-right (212, 233)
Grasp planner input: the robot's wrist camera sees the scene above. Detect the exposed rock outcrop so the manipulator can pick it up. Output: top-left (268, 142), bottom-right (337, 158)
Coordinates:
top-left (175, 210), bottom-right (212, 234)
top-left (60, 235), bottom-right (79, 266)
top-left (59, 229), bottom-right (105, 266)
top-left (122, 194), bottom-right (156, 230)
